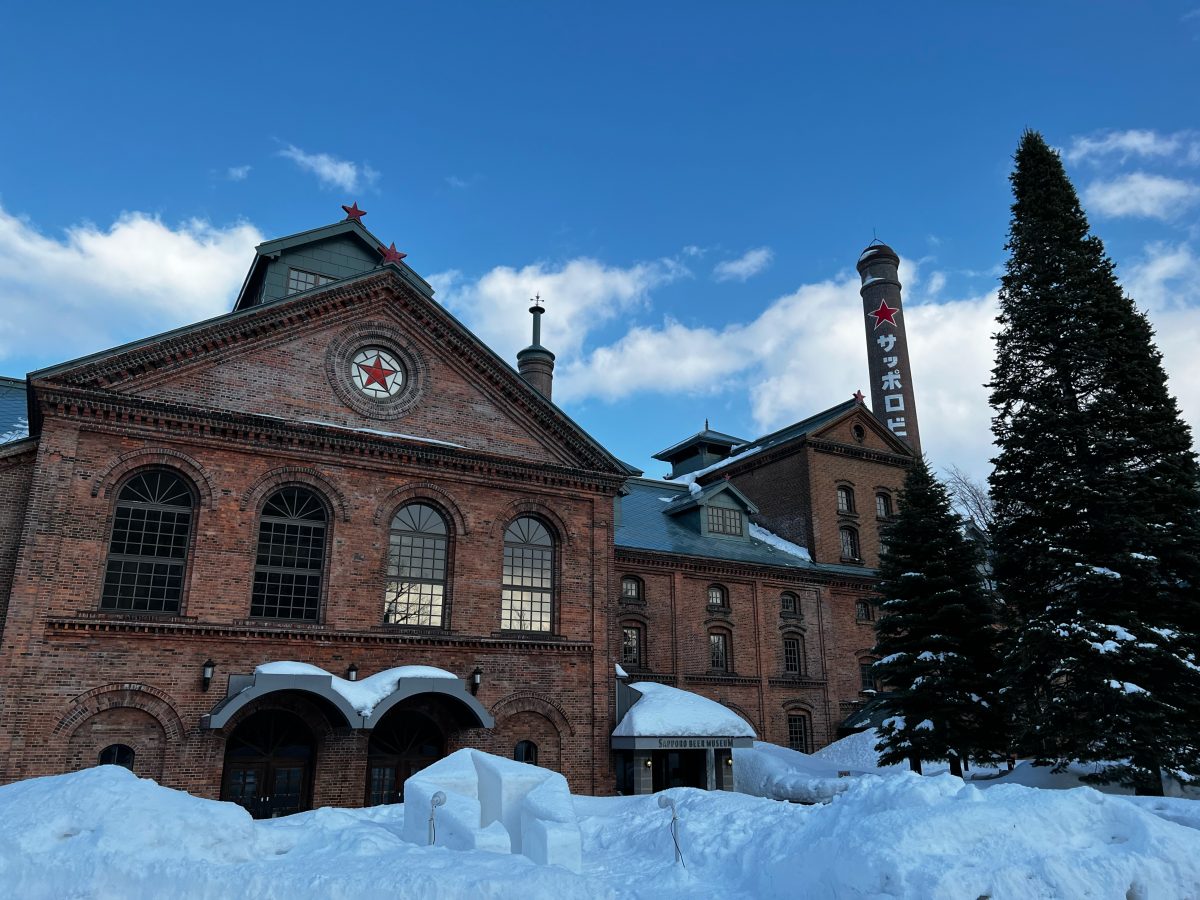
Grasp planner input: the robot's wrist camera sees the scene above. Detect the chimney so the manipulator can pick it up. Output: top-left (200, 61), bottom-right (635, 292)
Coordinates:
top-left (856, 243), bottom-right (921, 455)
top-left (517, 295), bottom-right (555, 401)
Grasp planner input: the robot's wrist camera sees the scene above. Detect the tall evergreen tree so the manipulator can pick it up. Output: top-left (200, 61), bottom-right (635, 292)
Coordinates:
top-left (873, 457), bottom-right (1004, 776)
top-left (989, 130), bottom-right (1200, 795)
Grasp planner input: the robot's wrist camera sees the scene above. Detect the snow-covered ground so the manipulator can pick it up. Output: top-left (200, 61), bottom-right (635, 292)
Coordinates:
top-left (2, 761), bottom-right (1199, 899)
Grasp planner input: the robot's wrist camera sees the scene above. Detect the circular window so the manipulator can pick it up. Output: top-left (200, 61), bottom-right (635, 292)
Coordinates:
top-left (350, 347), bottom-right (405, 400)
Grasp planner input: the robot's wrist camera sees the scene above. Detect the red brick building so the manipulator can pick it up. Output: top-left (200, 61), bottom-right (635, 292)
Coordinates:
top-left (0, 215), bottom-right (913, 813)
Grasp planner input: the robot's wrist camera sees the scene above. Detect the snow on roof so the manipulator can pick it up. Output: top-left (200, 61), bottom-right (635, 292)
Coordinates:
top-left (748, 523), bottom-right (812, 562)
top-left (302, 420), bottom-right (464, 448)
top-left (255, 661), bottom-right (457, 716)
top-left (612, 682), bottom-right (755, 739)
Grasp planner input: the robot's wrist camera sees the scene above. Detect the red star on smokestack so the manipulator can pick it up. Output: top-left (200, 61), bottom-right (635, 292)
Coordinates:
top-left (341, 202), bottom-right (367, 222)
top-left (868, 298), bottom-right (900, 329)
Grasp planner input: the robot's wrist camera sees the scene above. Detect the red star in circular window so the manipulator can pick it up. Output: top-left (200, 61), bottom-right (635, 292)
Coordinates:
top-left (868, 298), bottom-right (900, 329)
top-left (350, 347), bottom-right (404, 399)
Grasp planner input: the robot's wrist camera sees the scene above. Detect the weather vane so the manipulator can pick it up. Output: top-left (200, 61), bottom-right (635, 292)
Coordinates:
top-left (530, 292), bottom-right (542, 310)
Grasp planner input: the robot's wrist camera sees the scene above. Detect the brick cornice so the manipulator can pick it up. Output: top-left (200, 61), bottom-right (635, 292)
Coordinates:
top-left (44, 615), bottom-right (594, 653)
top-left (34, 386), bottom-right (625, 494)
top-left (614, 547), bottom-right (878, 590)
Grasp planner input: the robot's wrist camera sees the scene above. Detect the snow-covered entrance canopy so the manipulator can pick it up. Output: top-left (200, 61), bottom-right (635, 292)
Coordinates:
top-left (611, 681), bottom-right (756, 750)
top-left (200, 661), bottom-right (494, 730)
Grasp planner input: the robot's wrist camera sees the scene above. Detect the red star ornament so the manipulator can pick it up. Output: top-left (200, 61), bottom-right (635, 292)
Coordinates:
top-left (380, 242), bottom-right (408, 264)
top-left (342, 202), bottom-right (367, 221)
top-left (358, 354), bottom-right (397, 389)
top-left (868, 298), bottom-right (900, 329)
top-left (853, 390), bottom-right (866, 404)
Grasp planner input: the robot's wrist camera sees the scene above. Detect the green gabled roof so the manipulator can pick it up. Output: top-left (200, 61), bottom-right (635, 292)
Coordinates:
top-left (653, 427), bottom-right (749, 462)
top-left (616, 478), bottom-right (869, 576)
top-left (662, 479), bottom-right (759, 516)
top-left (232, 218), bottom-right (433, 312)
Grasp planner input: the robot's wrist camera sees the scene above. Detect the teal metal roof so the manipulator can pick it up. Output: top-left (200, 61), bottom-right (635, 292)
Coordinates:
top-left (653, 427), bottom-right (749, 461)
top-left (661, 479), bottom-right (759, 516)
top-left (733, 398), bottom-right (859, 457)
top-left (0, 377), bottom-right (29, 443)
top-left (616, 478), bottom-right (870, 576)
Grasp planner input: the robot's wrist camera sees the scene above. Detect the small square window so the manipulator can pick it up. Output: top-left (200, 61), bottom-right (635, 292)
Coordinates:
top-left (621, 576), bottom-right (642, 601)
top-left (707, 584), bottom-right (729, 608)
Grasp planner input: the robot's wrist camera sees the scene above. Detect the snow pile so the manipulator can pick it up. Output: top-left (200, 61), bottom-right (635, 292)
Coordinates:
top-left (813, 728), bottom-right (889, 771)
top-left (613, 682), bottom-right (755, 738)
top-left (254, 661), bottom-right (456, 717)
top-left (748, 523), bottom-right (812, 562)
top-left (733, 741), bottom-right (857, 803)
top-left (3, 764), bottom-right (1200, 899)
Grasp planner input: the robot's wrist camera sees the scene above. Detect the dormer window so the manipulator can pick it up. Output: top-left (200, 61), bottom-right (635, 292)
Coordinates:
top-left (706, 505), bottom-right (743, 536)
top-left (287, 268), bottom-right (336, 295)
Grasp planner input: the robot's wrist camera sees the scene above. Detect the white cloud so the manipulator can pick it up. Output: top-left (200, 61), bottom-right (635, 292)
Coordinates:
top-left (1066, 129), bottom-right (1186, 164)
top-left (0, 203), bottom-right (261, 366)
top-left (227, 165), bottom-right (251, 181)
top-left (429, 256), bottom-right (690, 366)
top-left (279, 144), bottom-right (379, 192)
top-left (1083, 172), bottom-right (1200, 220)
top-left (713, 247), bottom-right (773, 282)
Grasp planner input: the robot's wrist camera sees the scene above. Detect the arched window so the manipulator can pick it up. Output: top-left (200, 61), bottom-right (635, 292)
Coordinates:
top-left (875, 492), bottom-right (893, 519)
top-left (840, 526), bottom-right (861, 561)
top-left (502, 517), bottom-right (554, 632)
top-left (514, 740), bottom-right (539, 765)
top-left (856, 600), bottom-right (875, 622)
top-left (783, 634), bottom-right (804, 675)
top-left (836, 485), bottom-right (855, 514)
top-left (385, 503), bottom-right (449, 627)
top-left (780, 591), bottom-right (799, 615)
top-left (102, 469), bottom-right (194, 613)
top-left (251, 487), bottom-right (327, 620)
top-left (620, 575), bottom-right (643, 601)
top-left (98, 743), bottom-right (135, 770)
top-left (787, 713), bottom-right (811, 753)
top-left (709, 630), bottom-right (731, 672)
top-left (707, 584), bottom-right (729, 609)
top-left (860, 659), bottom-right (878, 693)
top-left (621, 623), bottom-right (644, 668)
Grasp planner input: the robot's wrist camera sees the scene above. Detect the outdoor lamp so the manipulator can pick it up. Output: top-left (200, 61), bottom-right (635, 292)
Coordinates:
top-left (471, 666), bottom-right (483, 695)
top-left (347, 663), bottom-right (359, 682)
top-left (201, 659), bottom-right (216, 692)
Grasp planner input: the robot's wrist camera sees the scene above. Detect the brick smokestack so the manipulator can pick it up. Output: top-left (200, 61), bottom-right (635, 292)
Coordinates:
top-left (856, 244), bottom-right (921, 455)
top-left (517, 297), bottom-right (555, 401)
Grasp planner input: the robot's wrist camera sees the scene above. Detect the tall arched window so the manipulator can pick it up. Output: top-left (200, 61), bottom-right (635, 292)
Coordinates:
top-left (251, 487), bottom-right (327, 620)
top-left (385, 503), bottom-right (449, 627)
top-left (840, 526), bottom-right (861, 561)
top-left (836, 485), bottom-right (855, 514)
top-left (709, 630), bottom-right (731, 672)
top-left (102, 469), bottom-right (194, 613)
top-left (502, 517), bottom-right (554, 632)
top-left (783, 634), bottom-right (804, 675)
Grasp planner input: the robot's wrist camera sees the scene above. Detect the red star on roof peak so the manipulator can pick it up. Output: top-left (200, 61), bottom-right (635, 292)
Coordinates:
top-left (380, 242), bottom-right (408, 265)
top-left (853, 390), bottom-right (866, 404)
top-left (868, 298), bottom-right (900, 329)
top-left (358, 354), bottom-right (397, 389)
top-left (341, 202), bottom-right (367, 222)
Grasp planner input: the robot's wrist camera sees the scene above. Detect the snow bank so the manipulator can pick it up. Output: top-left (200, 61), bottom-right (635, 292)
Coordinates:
top-left (748, 523), bottom-right (812, 562)
top-left (613, 682), bottom-right (755, 739)
top-left (734, 741), bottom-right (856, 803)
top-left (254, 660), bottom-right (456, 716)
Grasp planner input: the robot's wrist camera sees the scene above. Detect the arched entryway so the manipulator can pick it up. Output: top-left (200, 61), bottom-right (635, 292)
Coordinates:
top-left (366, 709), bottom-right (445, 805)
top-left (221, 709), bottom-right (315, 819)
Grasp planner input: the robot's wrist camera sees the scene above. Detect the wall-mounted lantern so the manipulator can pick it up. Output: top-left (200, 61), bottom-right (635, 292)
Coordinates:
top-left (201, 659), bottom-right (216, 693)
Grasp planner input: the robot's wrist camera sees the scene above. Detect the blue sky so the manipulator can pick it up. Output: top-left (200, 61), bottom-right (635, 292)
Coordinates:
top-left (2, 2), bottom-right (1199, 480)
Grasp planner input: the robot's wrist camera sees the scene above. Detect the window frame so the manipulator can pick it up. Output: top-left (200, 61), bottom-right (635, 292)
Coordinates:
top-left (855, 600), bottom-right (875, 622)
top-left (249, 485), bottom-right (331, 622)
top-left (836, 485), bottom-right (856, 515)
top-left (786, 713), bottom-right (812, 753)
top-left (709, 630), bottom-right (731, 673)
top-left (705, 504), bottom-right (744, 537)
top-left (860, 660), bottom-right (878, 693)
top-left (286, 267), bottom-right (336, 295)
top-left (620, 575), bottom-right (644, 602)
top-left (100, 468), bottom-right (197, 616)
top-left (98, 743), bottom-right (136, 770)
top-left (706, 583), bottom-right (729, 610)
top-left (621, 622), bottom-right (644, 669)
top-left (514, 740), bottom-right (539, 765)
top-left (383, 502), bottom-right (452, 629)
top-left (500, 516), bottom-right (556, 634)
top-left (780, 591), bottom-right (799, 616)
top-left (839, 526), bottom-right (861, 561)
top-left (875, 492), bottom-right (893, 519)
top-left (783, 634), bottom-right (804, 676)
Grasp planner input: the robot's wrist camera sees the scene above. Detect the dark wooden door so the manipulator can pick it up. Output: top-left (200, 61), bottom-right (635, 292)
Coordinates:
top-left (221, 710), bottom-right (315, 819)
top-left (366, 710), bottom-right (444, 805)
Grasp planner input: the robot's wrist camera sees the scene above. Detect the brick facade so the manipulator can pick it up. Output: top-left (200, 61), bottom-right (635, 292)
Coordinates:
top-left (0, 227), bottom-right (914, 810)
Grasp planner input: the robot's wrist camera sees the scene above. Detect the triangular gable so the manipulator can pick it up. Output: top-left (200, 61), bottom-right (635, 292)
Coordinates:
top-left (809, 403), bottom-right (913, 456)
top-left (233, 219), bottom-right (432, 312)
top-left (663, 479), bottom-right (760, 516)
top-left (29, 267), bottom-right (633, 475)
